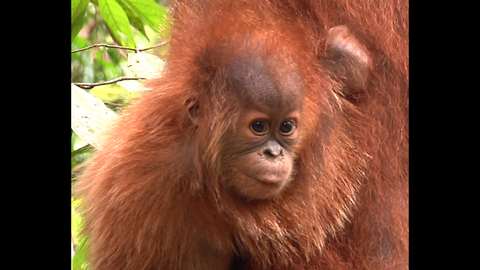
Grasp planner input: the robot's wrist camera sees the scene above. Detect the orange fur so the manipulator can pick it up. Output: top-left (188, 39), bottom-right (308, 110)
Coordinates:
top-left (76, 0), bottom-right (408, 269)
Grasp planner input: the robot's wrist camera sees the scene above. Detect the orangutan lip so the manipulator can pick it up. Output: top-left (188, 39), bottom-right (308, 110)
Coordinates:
top-left (244, 173), bottom-right (283, 184)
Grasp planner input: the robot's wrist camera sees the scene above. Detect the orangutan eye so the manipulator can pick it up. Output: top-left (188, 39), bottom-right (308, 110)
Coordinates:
top-left (250, 120), bottom-right (269, 135)
top-left (279, 120), bottom-right (295, 135)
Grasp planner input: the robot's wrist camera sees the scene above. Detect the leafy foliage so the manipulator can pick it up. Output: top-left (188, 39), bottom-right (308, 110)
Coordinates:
top-left (71, 0), bottom-right (170, 84)
top-left (71, 1), bottom-right (171, 268)
top-left (71, 0), bottom-right (168, 46)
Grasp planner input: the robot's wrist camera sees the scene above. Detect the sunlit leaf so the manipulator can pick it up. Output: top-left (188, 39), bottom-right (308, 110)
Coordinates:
top-left (116, 52), bottom-right (164, 92)
top-left (88, 84), bottom-right (132, 102)
top-left (118, 0), bottom-right (167, 33)
top-left (126, 52), bottom-right (164, 79)
top-left (71, 198), bottom-right (83, 240)
top-left (98, 0), bottom-right (136, 47)
top-left (71, 84), bottom-right (118, 149)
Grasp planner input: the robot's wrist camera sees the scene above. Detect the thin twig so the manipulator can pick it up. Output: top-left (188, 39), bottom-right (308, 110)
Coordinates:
top-left (73, 76), bottom-right (146, 89)
top-left (137, 41), bottom-right (170, 52)
top-left (71, 40), bottom-right (169, 54)
top-left (71, 43), bottom-right (136, 53)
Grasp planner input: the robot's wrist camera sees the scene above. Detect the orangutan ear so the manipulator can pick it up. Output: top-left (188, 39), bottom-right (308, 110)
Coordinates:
top-left (323, 25), bottom-right (371, 98)
top-left (185, 97), bottom-right (200, 125)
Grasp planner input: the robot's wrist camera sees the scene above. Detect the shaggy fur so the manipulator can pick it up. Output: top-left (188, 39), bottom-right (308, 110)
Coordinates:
top-left (75, 0), bottom-right (408, 269)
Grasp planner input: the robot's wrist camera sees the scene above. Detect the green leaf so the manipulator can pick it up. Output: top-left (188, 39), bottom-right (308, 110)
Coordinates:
top-left (71, 0), bottom-right (89, 24)
top-left (117, 0), bottom-right (167, 33)
top-left (98, 0), bottom-right (136, 48)
top-left (72, 198), bottom-right (90, 270)
top-left (71, 0), bottom-right (90, 44)
top-left (116, 0), bottom-right (149, 40)
top-left (71, 84), bottom-right (118, 149)
top-left (71, 198), bottom-right (83, 239)
top-left (72, 236), bottom-right (90, 270)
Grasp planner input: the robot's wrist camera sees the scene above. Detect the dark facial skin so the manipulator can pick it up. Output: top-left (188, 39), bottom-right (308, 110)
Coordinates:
top-left (224, 50), bottom-right (303, 200)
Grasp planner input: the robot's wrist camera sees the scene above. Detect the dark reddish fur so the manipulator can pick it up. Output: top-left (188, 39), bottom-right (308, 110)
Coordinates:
top-left (76, 0), bottom-right (408, 269)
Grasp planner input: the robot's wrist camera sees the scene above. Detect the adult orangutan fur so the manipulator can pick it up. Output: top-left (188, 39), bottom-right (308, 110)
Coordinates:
top-left (76, 0), bottom-right (408, 269)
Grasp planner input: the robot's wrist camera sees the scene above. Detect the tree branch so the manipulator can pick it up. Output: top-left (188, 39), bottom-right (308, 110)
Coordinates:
top-left (73, 76), bottom-right (146, 89)
top-left (137, 41), bottom-right (170, 52)
top-left (71, 40), bottom-right (169, 54)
